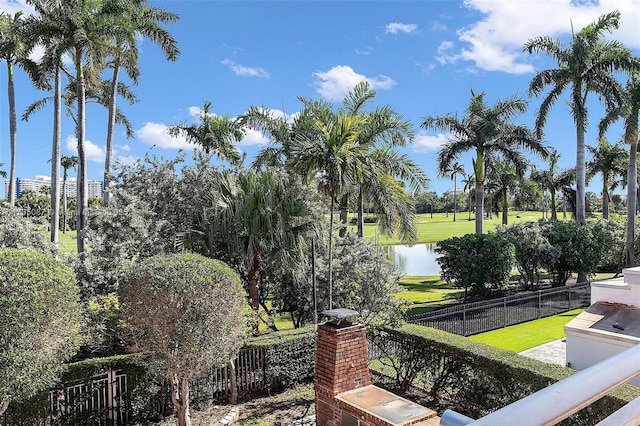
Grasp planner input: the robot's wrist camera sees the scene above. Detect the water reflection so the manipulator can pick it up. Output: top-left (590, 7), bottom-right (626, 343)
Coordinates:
top-left (385, 244), bottom-right (441, 276)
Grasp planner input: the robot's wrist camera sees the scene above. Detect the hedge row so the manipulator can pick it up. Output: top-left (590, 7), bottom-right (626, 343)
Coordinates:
top-left (367, 324), bottom-right (640, 424)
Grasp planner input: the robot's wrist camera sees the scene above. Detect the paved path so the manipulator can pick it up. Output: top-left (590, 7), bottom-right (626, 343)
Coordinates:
top-left (518, 338), bottom-right (567, 366)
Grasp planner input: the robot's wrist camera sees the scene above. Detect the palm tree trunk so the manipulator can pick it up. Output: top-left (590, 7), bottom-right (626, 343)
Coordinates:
top-left (329, 197), bottom-right (334, 310)
top-left (76, 48), bottom-right (88, 253)
top-left (475, 181), bottom-right (484, 234)
top-left (550, 192), bottom-right (557, 220)
top-left (7, 62), bottom-right (16, 206)
top-left (248, 250), bottom-right (261, 333)
top-left (602, 181), bottom-right (610, 220)
top-left (357, 187), bottom-right (364, 237)
top-left (625, 128), bottom-right (638, 267)
top-left (453, 176), bottom-right (457, 222)
top-left (501, 193), bottom-right (508, 225)
top-left (339, 194), bottom-right (348, 237)
top-left (575, 127), bottom-right (586, 222)
top-left (104, 61), bottom-right (119, 207)
top-left (50, 68), bottom-right (61, 246)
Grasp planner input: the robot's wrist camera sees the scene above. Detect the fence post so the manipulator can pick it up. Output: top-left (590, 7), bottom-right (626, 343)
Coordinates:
top-left (503, 297), bottom-right (507, 328)
top-left (463, 304), bottom-right (467, 336)
top-left (538, 291), bottom-right (542, 319)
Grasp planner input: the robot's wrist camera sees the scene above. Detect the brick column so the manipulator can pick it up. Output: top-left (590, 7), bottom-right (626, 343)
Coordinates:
top-left (315, 321), bottom-right (371, 426)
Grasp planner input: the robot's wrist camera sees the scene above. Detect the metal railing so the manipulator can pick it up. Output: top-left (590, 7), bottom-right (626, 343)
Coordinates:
top-left (441, 344), bottom-right (640, 425)
top-left (408, 282), bottom-right (590, 336)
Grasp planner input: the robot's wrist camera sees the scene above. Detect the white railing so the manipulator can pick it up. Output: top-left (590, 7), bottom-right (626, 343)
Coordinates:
top-left (441, 344), bottom-right (640, 426)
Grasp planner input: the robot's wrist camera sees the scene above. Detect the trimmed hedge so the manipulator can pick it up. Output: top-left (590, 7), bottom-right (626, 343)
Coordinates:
top-left (368, 324), bottom-right (640, 424)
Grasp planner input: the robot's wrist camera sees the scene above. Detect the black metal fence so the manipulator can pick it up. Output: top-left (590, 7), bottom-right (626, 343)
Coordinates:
top-left (407, 282), bottom-right (591, 336)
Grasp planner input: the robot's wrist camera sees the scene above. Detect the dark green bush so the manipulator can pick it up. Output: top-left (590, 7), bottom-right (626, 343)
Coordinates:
top-left (368, 324), bottom-right (640, 423)
top-left (0, 249), bottom-right (84, 417)
top-left (436, 233), bottom-right (515, 299)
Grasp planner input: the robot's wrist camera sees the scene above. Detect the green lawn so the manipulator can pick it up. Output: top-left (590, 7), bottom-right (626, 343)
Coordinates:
top-left (468, 308), bottom-right (584, 352)
top-left (57, 230), bottom-right (77, 254)
top-left (394, 275), bottom-right (463, 316)
top-left (357, 210), bottom-right (546, 245)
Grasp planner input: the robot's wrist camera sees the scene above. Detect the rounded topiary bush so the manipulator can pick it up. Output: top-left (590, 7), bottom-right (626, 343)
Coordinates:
top-left (119, 252), bottom-right (247, 426)
top-left (0, 248), bottom-right (84, 415)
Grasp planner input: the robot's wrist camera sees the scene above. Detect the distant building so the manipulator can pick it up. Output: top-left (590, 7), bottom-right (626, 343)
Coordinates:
top-left (4, 175), bottom-right (103, 199)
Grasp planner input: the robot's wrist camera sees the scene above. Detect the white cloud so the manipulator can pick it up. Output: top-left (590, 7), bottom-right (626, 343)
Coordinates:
top-left (115, 155), bottom-right (137, 167)
top-left (431, 20), bottom-right (448, 32)
top-left (413, 132), bottom-right (449, 153)
top-left (313, 65), bottom-right (396, 101)
top-left (135, 122), bottom-right (195, 150)
top-left (116, 144), bottom-right (131, 152)
top-left (440, 0), bottom-right (640, 74)
top-left (355, 46), bottom-right (373, 55)
top-left (385, 23), bottom-right (418, 34)
top-left (0, 0), bottom-right (33, 15)
top-left (65, 136), bottom-right (105, 163)
top-left (221, 59), bottom-right (270, 79)
top-left (239, 128), bottom-right (269, 147)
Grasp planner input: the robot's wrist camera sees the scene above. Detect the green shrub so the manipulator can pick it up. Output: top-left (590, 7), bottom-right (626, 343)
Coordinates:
top-left (368, 324), bottom-right (640, 423)
top-left (436, 233), bottom-right (515, 300)
top-left (0, 249), bottom-right (84, 417)
top-left (496, 221), bottom-right (550, 289)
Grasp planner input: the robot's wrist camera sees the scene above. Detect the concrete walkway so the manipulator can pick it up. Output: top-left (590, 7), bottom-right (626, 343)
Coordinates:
top-left (518, 338), bottom-right (567, 366)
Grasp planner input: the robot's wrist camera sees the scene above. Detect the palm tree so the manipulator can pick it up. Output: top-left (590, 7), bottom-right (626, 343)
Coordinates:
top-left (485, 157), bottom-right (520, 225)
top-left (599, 74), bottom-right (640, 266)
top-left (30, 0), bottom-right (134, 253)
top-left (531, 149), bottom-right (574, 220)
top-left (0, 11), bottom-right (36, 206)
top-left (586, 138), bottom-right (628, 220)
top-left (169, 100), bottom-right (245, 167)
top-left (60, 155), bottom-right (78, 234)
top-left (103, 1), bottom-right (179, 206)
top-left (442, 162), bottom-right (464, 221)
top-left (524, 10), bottom-right (640, 223)
top-left (462, 171), bottom-right (475, 221)
top-left (184, 168), bottom-right (317, 333)
top-left (421, 89), bottom-right (548, 234)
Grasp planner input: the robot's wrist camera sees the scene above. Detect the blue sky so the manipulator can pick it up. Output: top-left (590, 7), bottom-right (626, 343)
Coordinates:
top-left (1, 0), bottom-right (639, 199)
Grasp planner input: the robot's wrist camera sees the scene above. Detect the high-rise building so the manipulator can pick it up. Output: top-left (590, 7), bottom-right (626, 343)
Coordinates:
top-left (3, 176), bottom-right (103, 199)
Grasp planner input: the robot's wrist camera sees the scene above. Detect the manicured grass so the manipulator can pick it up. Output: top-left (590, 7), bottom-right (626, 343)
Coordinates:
top-left (394, 275), bottom-right (463, 316)
top-left (468, 308), bottom-right (584, 352)
top-left (358, 210), bottom-right (547, 245)
top-left (58, 230), bottom-right (77, 254)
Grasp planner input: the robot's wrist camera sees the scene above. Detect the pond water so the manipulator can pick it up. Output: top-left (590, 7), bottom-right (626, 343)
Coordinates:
top-left (385, 244), bottom-right (441, 276)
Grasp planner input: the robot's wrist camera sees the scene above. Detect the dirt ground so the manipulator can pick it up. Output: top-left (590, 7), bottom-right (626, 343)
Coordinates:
top-left (157, 383), bottom-right (315, 426)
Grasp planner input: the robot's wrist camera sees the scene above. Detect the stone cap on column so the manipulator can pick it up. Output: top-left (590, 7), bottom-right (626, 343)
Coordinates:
top-left (321, 308), bottom-right (360, 328)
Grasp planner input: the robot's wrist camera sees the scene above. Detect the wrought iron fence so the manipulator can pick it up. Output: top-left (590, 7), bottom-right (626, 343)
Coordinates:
top-left (407, 282), bottom-right (591, 336)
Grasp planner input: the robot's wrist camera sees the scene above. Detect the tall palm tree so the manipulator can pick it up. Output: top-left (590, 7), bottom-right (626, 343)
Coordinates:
top-left (599, 74), bottom-right (640, 266)
top-left (184, 168), bottom-right (317, 333)
top-left (103, 1), bottom-right (179, 206)
top-left (169, 100), bottom-right (244, 167)
top-left (442, 162), bottom-right (464, 221)
top-left (586, 138), bottom-right (628, 220)
top-left (524, 10), bottom-right (640, 223)
top-left (531, 149), bottom-right (574, 220)
top-left (421, 90), bottom-right (548, 234)
top-left (60, 155), bottom-right (78, 234)
top-left (31, 0), bottom-right (133, 253)
top-left (0, 11), bottom-right (36, 206)
top-left (485, 157), bottom-right (521, 225)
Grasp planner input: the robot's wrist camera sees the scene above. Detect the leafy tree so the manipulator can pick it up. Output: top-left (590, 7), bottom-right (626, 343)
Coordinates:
top-left (485, 157), bottom-right (521, 225)
top-left (0, 248), bottom-right (84, 416)
top-left (119, 253), bottom-right (246, 426)
top-left (436, 233), bottom-right (515, 300)
top-left (540, 219), bottom-right (606, 286)
top-left (496, 222), bottom-right (551, 289)
top-left (599, 73), bottom-right (640, 267)
top-left (0, 206), bottom-right (57, 255)
top-left (524, 10), bottom-right (640, 223)
top-left (587, 138), bottom-right (627, 219)
top-left (421, 90), bottom-right (547, 234)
